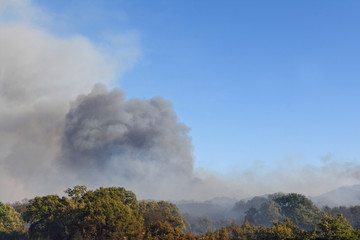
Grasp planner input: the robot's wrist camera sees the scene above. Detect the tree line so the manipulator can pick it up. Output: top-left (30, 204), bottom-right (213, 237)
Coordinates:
top-left (1, 186), bottom-right (360, 239)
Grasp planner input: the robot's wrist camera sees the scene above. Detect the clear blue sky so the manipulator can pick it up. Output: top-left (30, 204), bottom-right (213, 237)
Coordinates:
top-left (34, 0), bottom-right (360, 175)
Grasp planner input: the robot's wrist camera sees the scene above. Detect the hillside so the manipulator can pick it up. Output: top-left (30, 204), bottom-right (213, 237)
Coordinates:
top-left (312, 184), bottom-right (360, 208)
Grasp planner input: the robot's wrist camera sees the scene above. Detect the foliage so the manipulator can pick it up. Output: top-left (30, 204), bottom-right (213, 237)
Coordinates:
top-left (10, 199), bottom-right (29, 218)
top-left (316, 214), bottom-right (360, 240)
top-left (23, 195), bottom-right (77, 240)
top-left (233, 196), bottom-right (268, 217)
top-left (140, 200), bottom-right (187, 230)
top-left (266, 218), bottom-right (306, 240)
top-left (183, 213), bottom-right (234, 235)
top-left (324, 205), bottom-right (360, 229)
top-left (245, 193), bottom-right (322, 230)
top-left (144, 220), bottom-right (188, 240)
top-left (79, 187), bottom-right (143, 239)
top-left (215, 221), bottom-right (264, 240)
top-left (15, 187), bottom-right (360, 240)
top-left (199, 215), bottom-right (360, 240)
top-left (65, 185), bottom-right (87, 203)
top-left (23, 186), bottom-right (143, 240)
top-left (274, 193), bottom-right (322, 229)
top-left (0, 202), bottom-right (26, 239)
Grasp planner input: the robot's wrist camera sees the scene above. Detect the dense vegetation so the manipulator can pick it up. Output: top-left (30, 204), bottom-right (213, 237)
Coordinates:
top-left (0, 202), bottom-right (26, 239)
top-left (2, 186), bottom-right (360, 239)
top-left (244, 193), bottom-right (322, 230)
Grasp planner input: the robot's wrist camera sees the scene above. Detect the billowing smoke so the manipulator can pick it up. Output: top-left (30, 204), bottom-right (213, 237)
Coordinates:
top-left (0, 1), bottom-right (229, 201)
top-left (59, 84), bottom-right (201, 199)
top-left (0, 0), bottom-right (140, 202)
top-left (0, 0), bottom-right (228, 201)
top-left (62, 84), bottom-right (193, 175)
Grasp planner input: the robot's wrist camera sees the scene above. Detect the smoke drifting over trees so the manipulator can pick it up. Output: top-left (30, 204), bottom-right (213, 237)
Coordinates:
top-left (0, 25), bottom-right (207, 200)
top-left (0, 28), bottom-right (114, 201)
top-left (0, 1), bottom-right (233, 202)
top-left (0, 0), bottom-right (140, 201)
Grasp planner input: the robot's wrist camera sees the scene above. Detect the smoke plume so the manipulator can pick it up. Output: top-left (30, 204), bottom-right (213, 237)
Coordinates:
top-left (0, 0), bottom-right (140, 202)
top-left (59, 84), bottom-right (201, 200)
top-left (0, 2), bottom-right (227, 201)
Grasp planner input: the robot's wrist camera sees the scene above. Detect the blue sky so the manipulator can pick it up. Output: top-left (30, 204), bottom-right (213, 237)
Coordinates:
top-left (31, 0), bottom-right (360, 175)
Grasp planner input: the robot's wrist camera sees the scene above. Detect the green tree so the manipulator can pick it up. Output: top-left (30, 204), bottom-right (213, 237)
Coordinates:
top-left (144, 220), bottom-right (188, 240)
top-left (245, 201), bottom-right (283, 227)
top-left (78, 187), bottom-right (143, 239)
top-left (245, 193), bottom-right (322, 230)
top-left (0, 202), bottom-right (26, 239)
top-left (317, 214), bottom-right (360, 240)
top-left (10, 199), bottom-right (29, 219)
top-left (323, 205), bottom-right (360, 229)
top-left (23, 186), bottom-right (144, 240)
top-left (140, 200), bottom-right (186, 230)
top-left (65, 185), bottom-right (87, 203)
top-left (273, 193), bottom-right (322, 230)
top-left (266, 218), bottom-right (305, 240)
top-left (226, 221), bottom-right (263, 240)
top-left (23, 195), bottom-right (76, 240)
top-left (215, 227), bottom-right (228, 240)
top-left (234, 196), bottom-right (268, 218)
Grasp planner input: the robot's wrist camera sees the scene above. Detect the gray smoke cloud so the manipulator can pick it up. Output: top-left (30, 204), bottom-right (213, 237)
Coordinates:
top-left (59, 84), bottom-right (199, 199)
top-left (0, 0), bottom-right (140, 202)
top-left (57, 84), bottom-right (236, 201)
top-left (62, 84), bottom-right (193, 174)
top-left (0, 1), bottom-right (230, 202)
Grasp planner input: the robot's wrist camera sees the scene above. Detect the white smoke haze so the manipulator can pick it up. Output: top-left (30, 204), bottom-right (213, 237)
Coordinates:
top-left (0, 1), bottom-right (140, 202)
top-left (61, 85), bottom-right (193, 194)
top-left (1, 0), bottom-right (360, 204)
top-left (0, 14), bottom-right (230, 202)
top-left (0, 0), bottom-right (49, 27)
top-left (223, 155), bottom-right (360, 200)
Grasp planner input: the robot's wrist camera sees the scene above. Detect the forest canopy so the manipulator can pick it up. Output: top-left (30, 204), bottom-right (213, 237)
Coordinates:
top-left (2, 186), bottom-right (360, 240)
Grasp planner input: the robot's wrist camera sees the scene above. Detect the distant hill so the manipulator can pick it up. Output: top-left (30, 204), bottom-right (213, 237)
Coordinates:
top-left (312, 184), bottom-right (360, 208)
top-left (175, 185), bottom-right (360, 219)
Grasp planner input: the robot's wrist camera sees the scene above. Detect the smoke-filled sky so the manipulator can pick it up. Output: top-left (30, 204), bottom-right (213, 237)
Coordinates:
top-left (1, 0), bottom-right (360, 202)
